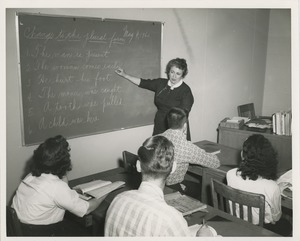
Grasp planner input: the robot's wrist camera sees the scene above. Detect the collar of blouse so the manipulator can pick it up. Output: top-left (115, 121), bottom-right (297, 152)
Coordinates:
top-left (168, 79), bottom-right (183, 90)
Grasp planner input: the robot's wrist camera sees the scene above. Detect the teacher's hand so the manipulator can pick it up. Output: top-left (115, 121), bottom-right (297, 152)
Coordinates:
top-left (114, 68), bottom-right (141, 86)
top-left (115, 68), bottom-right (125, 77)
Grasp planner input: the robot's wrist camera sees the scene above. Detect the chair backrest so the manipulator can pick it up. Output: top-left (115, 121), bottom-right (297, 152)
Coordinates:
top-left (7, 206), bottom-right (23, 236)
top-left (211, 179), bottom-right (265, 227)
top-left (237, 103), bottom-right (255, 119)
top-left (122, 151), bottom-right (138, 173)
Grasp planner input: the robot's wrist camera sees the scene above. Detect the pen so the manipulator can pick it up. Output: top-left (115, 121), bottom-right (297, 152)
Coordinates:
top-left (198, 218), bottom-right (206, 231)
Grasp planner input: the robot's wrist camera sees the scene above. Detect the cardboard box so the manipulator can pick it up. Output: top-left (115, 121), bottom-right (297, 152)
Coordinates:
top-left (219, 118), bottom-right (245, 129)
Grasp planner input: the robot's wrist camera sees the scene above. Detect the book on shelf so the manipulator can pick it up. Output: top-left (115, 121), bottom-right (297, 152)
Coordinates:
top-left (73, 179), bottom-right (125, 200)
top-left (272, 110), bottom-right (292, 136)
top-left (164, 191), bottom-right (207, 216)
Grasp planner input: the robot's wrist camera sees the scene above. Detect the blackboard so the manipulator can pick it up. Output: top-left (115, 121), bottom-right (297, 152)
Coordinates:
top-left (17, 13), bottom-right (161, 145)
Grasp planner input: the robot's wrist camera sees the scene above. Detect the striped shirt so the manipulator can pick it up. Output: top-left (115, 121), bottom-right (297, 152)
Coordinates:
top-left (160, 129), bottom-right (220, 185)
top-left (104, 181), bottom-right (191, 236)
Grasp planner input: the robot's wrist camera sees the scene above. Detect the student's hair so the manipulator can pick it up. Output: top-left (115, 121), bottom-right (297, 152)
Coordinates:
top-left (167, 107), bottom-right (188, 129)
top-left (31, 135), bottom-right (72, 179)
top-left (238, 134), bottom-right (278, 180)
top-left (165, 58), bottom-right (188, 78)
top-left (138, 136), bottom-right (174, 179)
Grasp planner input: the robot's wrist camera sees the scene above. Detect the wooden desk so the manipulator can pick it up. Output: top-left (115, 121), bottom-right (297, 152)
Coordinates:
top-left (189, 141), bottom-right (241, 204)
top-left (68, 167), bottom-right (141, 234)
top-left (69, 166), bottom-right (280, 236)
top-left (188, 140), bottom-right (292, 210)
top-left (68, 167), bottom-right (175, 235)
top-left (186, 206), bottom-right (280, 237)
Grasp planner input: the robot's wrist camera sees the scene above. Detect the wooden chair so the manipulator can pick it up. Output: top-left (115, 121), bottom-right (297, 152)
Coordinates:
top-left (122, 151), bottom-right (138, 173)
top-left (6, 206), bottom-right (23, 236)
top-left (237, 103), bottom-right (255, 119)
top-left (211, 179), bottom-right (265, 227)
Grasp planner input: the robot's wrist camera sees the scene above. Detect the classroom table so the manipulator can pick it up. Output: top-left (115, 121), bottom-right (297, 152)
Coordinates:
top-left (68, 166), bottom-right (280, 236)
top-left (188, 140), bottom-right (292, 209)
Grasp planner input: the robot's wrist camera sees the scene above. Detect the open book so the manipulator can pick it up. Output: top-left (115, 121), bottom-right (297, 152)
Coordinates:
top-left (164, 192), bottom-right (207, 216)
top-left (73, 179), bottom-right (125, 200)
top-left (276, 169), bottom-right (292, 199)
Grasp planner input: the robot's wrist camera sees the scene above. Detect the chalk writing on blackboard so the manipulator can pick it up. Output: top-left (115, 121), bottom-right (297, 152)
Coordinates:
top-left (17, 13), bottom-right (162, 145)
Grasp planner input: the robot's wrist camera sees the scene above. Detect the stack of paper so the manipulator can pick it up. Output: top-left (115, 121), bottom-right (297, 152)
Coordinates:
top-left (164, 192), bottom-right (207, 216)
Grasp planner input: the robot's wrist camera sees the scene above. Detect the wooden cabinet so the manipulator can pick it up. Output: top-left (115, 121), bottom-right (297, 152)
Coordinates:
top-left (218, 127), bottom-right (292, 172)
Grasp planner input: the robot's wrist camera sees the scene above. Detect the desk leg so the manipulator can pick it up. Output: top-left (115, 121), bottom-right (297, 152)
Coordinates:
top-left (281, 206), bottom-right (293, 234)
top-left (90, 216), bottom-right (107, 236)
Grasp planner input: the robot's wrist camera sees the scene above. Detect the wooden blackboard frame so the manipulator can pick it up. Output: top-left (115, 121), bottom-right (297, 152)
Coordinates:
top-left (16, 12), bottom-right (162, 146)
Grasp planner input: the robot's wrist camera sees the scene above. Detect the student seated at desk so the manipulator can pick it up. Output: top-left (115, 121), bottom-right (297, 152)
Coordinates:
top-left (226, 134), bottom-right (292, 236)
top-left (160, 107), bottom-right (220, 195)
top-left (11, 135), bottom-right (106, 236)
top-left (105, 136), bottom-right (205, 236)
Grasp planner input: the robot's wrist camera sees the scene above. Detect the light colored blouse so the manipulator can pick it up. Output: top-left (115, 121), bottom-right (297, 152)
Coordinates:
top-left (12, 173), bottom-right (89, 225)
top-left (226, 168), bottom-right (282, 225)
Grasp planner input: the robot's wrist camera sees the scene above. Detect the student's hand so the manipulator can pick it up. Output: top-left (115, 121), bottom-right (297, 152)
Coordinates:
top-left (86, 194), bottom-right (109, 214)
top-left (115, 68), bottom-right (125, 77)
top-left (96, 194), bottom-right (108, 203)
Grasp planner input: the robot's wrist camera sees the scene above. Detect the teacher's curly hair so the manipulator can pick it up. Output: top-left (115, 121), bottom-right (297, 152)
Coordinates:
top-left (238, 134), bottom-right (278, 181)
top-left (31, 135), bottom-right (72, 179)
top-left (165, 58), bottom-right (188, 78)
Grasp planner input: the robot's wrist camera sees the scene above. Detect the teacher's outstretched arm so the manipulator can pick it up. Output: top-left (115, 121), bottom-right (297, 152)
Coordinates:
top-left (115, 68), bottom-right (141, 86)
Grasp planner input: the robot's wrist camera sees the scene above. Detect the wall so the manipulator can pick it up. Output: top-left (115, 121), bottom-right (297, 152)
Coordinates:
top-left (6, 8), bottom-right (279, 204)
top-left (263, 9), bottom-right (291, 115)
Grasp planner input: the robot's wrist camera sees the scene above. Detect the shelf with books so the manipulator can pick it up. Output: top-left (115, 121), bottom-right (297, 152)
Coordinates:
top-left (272, 111), bottom-right (292, 136)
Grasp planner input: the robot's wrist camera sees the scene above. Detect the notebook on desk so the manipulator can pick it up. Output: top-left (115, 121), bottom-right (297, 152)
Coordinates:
top-left (73, 179), bottom-right (125, 200)
top-left (164, 191), bottom-right (207, 216)
top-left (196, 141), bottom-right (221, 155)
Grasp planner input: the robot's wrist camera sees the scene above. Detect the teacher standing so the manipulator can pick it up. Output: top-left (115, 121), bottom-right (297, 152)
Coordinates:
top-left (115, 58), bottom-right (194, 140)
